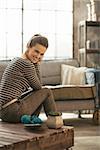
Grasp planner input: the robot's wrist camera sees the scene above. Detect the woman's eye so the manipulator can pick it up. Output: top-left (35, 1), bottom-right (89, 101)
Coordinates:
top-left (41, 53), bottom-right (44, 56)
top-left (35, 49), bottom-right (39, 53)
top-left (34, 49), bottom-right (44, 56)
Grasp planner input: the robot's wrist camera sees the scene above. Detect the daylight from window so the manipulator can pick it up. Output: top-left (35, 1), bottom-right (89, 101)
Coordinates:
top-left (0, 0), bottom-right (73, 60)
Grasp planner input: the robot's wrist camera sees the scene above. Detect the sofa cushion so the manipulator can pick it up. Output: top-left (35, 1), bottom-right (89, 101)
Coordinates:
top-left (61, 64), bottom-right (87, 85)
top-left (46, 85), bottom-right (96, 101)
top-left (40, 59), bottom-right (79, 85)
top-left (85, 68), bottom-right (95, 84)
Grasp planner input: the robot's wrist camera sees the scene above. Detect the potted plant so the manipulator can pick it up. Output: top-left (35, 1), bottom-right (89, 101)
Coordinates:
top-left (46, 111), bottom-right (63, 129)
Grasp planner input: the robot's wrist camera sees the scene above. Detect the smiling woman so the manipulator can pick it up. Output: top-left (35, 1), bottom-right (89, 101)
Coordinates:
top-left (25, 44), bottom-right (47, 64)
top-left (22, 34), bottom-right (48, 64)
top-left (0, 34), bottom-right (57, 123)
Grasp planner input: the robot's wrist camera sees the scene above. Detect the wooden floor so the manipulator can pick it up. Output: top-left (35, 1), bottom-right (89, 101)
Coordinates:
top-left (0, 121), bottom-right (74, 150)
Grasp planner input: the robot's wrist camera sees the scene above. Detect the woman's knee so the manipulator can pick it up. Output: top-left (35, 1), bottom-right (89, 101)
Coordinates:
top-left (41, 87), bottom-right (52, 96)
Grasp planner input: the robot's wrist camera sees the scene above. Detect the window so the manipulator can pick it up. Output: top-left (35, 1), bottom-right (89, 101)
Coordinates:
top-left (0, 0), bottom-right (73, 60)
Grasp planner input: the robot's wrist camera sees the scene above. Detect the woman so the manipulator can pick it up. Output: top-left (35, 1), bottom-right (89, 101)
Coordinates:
top-left (0, 34), bottom-right (57, 123)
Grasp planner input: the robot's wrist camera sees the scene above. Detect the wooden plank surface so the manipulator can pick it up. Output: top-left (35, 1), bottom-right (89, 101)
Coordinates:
top-left (0, 122), bottom-right (74, 150)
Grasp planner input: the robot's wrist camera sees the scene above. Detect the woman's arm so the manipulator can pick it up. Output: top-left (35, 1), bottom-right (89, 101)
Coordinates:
top-left (24, 63), bottom-right (42, 90)
top-left (34, 63), bottom-right (41, 82)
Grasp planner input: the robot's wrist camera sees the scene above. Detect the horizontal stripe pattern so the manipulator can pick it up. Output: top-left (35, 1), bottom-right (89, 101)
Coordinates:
top-left (0, 57), bottom-right (42, 106)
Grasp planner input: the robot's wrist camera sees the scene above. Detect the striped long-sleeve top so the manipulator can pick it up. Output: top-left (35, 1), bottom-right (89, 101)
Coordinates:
top-left (0, 57), bottom-right (42, 107)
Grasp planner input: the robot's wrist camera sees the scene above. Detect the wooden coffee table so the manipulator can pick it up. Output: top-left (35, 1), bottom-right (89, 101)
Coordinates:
top-left (0, 122), bottom-right (74, 150)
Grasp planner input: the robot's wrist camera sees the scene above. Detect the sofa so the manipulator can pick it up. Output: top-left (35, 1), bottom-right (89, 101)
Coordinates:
top-left (40, 59), bottom-right (100, 124)
top-left (0, 59), bottom-right (100, 124)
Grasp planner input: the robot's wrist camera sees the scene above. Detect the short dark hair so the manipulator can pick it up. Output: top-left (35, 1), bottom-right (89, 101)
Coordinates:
top-left (27, 34), bottom-right (48, 49)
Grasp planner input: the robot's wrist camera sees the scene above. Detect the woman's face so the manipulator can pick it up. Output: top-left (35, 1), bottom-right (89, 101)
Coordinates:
top-left (26, 43), bottom-right (47, 63)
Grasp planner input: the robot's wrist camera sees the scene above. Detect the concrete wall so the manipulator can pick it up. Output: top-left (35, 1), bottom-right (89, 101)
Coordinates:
top-left (73, 0), bottom-right (89, 58)
top-left (73, 0), bottom-right (100, 68)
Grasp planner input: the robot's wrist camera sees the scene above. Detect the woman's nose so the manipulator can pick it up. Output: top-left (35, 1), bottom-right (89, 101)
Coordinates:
top-left (37, 53), bottom-right (41, 59)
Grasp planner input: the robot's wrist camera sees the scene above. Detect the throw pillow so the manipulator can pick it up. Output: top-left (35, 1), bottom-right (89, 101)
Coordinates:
top-left (61, 64), bottom-right (87, 85)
